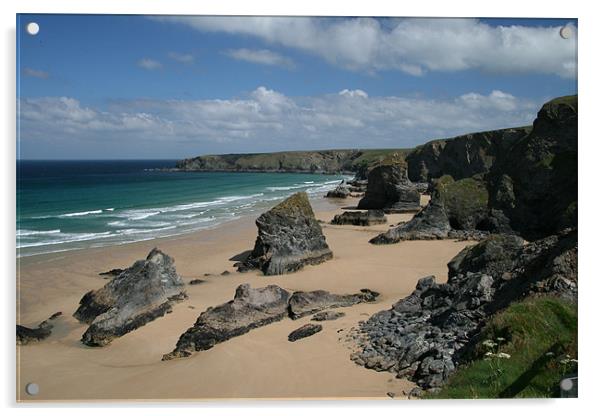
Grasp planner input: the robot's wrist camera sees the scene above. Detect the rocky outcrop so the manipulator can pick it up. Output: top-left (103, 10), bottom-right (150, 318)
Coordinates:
top-left (406, 127), bottom-right (530, 182)
top-left (331, 210), bottom-right (387, 226)
top-left (73, 248), bottom-right (186, 346)
top-left (371, 175), bottom-right (490, 244)
top-left (17, 312), bottom-right (62, 345)
top-left (311, 311), bottom-right (346, 321)
top-left (352, 230), bottom-right (577, 390)
top-left (162, 284), bottom-right (290, 360)
top-left (164, 284), bottom-right (380, 359)
top-left (357, 164), bottom-right (421, 213)
top-left (288, 324), bottom-right (323, 342)
top-left (236, 192), bottom-right (333, 275)
top-left (288, 288), bottom-right (379, 319)
top-left (326, 183), bottom-right (351, 198)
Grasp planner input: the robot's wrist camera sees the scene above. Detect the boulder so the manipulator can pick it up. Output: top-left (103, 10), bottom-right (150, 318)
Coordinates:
top-left (163, 284), bottom-right (290, 360)
top-left (288, 324), bottom-right (323, 342)
top-left (288, 288), bottom-right (379, 319)
top-left (331, 210), bottom-right (387, 226)
top-left (236, 192), bottom-right (333, 275)
top-left (311, 311), bottom-right (346, 321)
top-left (73, 248), bottom-right (186, 346)
top-left (357, 164), bottom-right (421, 213)
top-left (326, 183), bottom-right (351, 198)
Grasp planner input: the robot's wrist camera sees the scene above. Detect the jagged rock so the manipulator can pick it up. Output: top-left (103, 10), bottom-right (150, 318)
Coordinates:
top-left (358, 164), bottom-right (421, 213)
top-left (289, 289), bottom-right (379, 319)
top-left (326, 183), bottom-right (351, 198)
top-left (163, 284), bottom-right (290, 360)
top-left (16, 312), bottom-right (61, 345)
top-left (311, 311), bottom-right (346, 321)
top-left (99, 268), bottom-right (124, 277)
top-left (370, 175), bottom-right (490, 244)
top-left (288, 324), bottom-right (323, 342)
top-left (73, 248), bottom-right (186, 346)
top-left (353, 230), bottom-right (577, 389)
top-left (236, 192), bottom-right (333, 275)
top-left (331, 210), bottom-right (387, 226)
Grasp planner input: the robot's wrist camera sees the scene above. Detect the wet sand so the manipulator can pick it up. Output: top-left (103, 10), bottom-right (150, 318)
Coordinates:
top-left (17, 195), bottom-right (472, 401)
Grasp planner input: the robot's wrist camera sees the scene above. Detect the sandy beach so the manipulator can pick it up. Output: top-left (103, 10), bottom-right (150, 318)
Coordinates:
top-left (17, 195), bottom-right (473, 401)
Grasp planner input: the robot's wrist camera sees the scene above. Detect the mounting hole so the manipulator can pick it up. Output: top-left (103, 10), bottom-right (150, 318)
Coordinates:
top-left (26, 22), bottom-right (40, 36)
top-left (25, 382), bottom-right (39, 396)
top-left (560, 378), bottom-right (573, 391)
top-left (559, 25), bottom-right (572, 39)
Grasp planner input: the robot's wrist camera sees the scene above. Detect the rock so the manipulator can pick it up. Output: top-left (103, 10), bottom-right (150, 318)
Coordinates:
top-left (331, 210), bottom-right (387, 226)
top-left (163, 284), bottom-right (290, 360)
top-left (73, 248), bottom-right (186, 346)
top-left (16, 312), bottom-right (61, 345)
top-left (311, 311), bottom-right (346, 321)
top-left (98, 268), bottom-right (124, 277)
top-left (288, 288), bottom-right (379, 319)
top-left (408, 387), bottom-right (423, 397)
top-left (236, 192), bottom-right (333, 275)
top-left (352, 229), bottom-right (577, 389)
top-left (189, 279), bottom-right (205, 285)
top-left (386, 392), bottom-right (396, 399)
top-left (288, 324), bottom-right (323, 342)
top-left (220, 270), bottom-right (231, 276)
top-left (358, 164), bottom-right (421, 213)
top-left (326, 183), bottom-right (351, 198)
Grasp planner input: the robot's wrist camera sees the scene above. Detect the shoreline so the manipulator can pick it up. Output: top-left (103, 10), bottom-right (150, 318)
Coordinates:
top-left (17, 195), bottom-right (472, 401)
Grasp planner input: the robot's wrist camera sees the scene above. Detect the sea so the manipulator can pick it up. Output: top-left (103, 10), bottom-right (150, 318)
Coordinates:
top-left (16, 160), bottom-right (348, 257)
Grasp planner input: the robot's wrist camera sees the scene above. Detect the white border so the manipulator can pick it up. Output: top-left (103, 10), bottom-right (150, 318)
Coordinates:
top-left (2, 1), bottom-right (600, 415)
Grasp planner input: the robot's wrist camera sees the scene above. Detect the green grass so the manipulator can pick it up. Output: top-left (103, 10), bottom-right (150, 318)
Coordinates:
top-left (428, 296), bottom-right (577, 399)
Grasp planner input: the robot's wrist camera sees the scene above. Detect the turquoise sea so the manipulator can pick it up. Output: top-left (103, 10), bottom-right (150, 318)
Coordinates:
top-left (17, 160), bottom-right (347, 257)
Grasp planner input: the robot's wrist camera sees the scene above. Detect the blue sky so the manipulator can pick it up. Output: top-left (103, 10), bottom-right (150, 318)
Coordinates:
top-left (17, 15), bottom-right (577, 159)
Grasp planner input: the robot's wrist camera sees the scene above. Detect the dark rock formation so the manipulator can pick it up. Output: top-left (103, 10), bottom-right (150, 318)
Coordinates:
top-left (352, 230), bottom-right (577, 389)
top-left (288, 324), bottom-right (323, 342)
top-left (163, 284), bottom-right (290, 360)
top-left (326, 183), bottom-right (351, 198)
top-left (311, 311), bottom-right (346, 321)
top-left (73, 248), bottom-right (187, 346)
top-left (371, 175), bottom-right (490, 244)
top-left (288, 288), bottom-right (379, 319)
top-left (358, 164), bottom-right (421, 213)
top-left (17, 312), bottom-right (61, 345)
top-left (406, 127), bottom-right (530, 183)
top-left (347, 179), bottom-right (368, 193)
top-left (236, 192), bottom-right (333, 275)
top-left (331, 210), bottom-right (387, 226)
top-left (99, 268), bottom-right (125, 277)
top-left (189, 279), bottom-right (205, 285)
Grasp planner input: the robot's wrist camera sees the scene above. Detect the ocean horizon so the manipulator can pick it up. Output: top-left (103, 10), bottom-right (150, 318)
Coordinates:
top-left (16, 160), bottom-right (347, 257)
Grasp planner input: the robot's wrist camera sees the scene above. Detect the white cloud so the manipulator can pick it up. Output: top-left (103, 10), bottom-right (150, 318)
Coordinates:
top-left (168, 52), bottom-right (194, 63)
top-left (224, 48), bottom-right (294, 69)
top-left (19, 87), bottom-right (543, 158)
top-left (23, 67), bottom-right (49, 79)
top-left (152, 17), bottom-right (577, 78)
top-left (137, 58), bottom-right (162, 70)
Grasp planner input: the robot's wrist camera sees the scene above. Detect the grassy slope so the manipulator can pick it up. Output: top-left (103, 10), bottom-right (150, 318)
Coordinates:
top-left (429, 296), bottom-right (577, 399)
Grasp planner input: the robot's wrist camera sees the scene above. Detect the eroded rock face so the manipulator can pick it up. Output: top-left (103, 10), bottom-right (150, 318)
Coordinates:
top-left (326, 183), bottom-right (351, 198)
top-left (331, 210), bottom-right (387, 226)
top-left (370, 175), bottom-right (490, 244)
top-left (237, 192), bottom-right (333, 275)
top-left (288, 324), bottom-right (323, 342)
top-left (352, 230), bottom-right (577, 389)
top-left (73, 248), bottom-right (186, 346)
top-left (357, 164), bottom-right (421, 213)
top-left (162, 284), bottom-right (290, 360)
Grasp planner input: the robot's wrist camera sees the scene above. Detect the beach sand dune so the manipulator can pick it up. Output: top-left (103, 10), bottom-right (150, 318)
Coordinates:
top-left (17, 196), bottom-right (471, 401)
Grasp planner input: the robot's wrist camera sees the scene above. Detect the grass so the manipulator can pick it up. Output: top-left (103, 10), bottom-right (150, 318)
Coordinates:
top-left (428, 296), bottom-right (577, 399)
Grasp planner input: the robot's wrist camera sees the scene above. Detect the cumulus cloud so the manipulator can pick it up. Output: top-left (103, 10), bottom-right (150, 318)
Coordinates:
top-left (168, 52), bottom-right (194, 63)
top-left (23, 67), bottom-right (49, 79)
top-left (19, 87), bottom-right (544, 158)
top-left (137, 58), bottom-right (162, 70)
top-left (152, 16), bottom-right (577, 78)
top-left (224, 48), bottom-right (295, 69)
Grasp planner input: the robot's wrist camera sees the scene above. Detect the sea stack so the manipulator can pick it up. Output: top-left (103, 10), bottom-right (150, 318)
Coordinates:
top-left (73, 248), bottom-right (187, 346)
top-left (237, 192), bottom-right (333, 275)
top-left (357, 163), bottom-right (421, 213)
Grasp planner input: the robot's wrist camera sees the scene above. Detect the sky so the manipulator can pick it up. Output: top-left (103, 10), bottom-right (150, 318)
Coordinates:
top-left (17, 15), bottom-right (577, 159)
